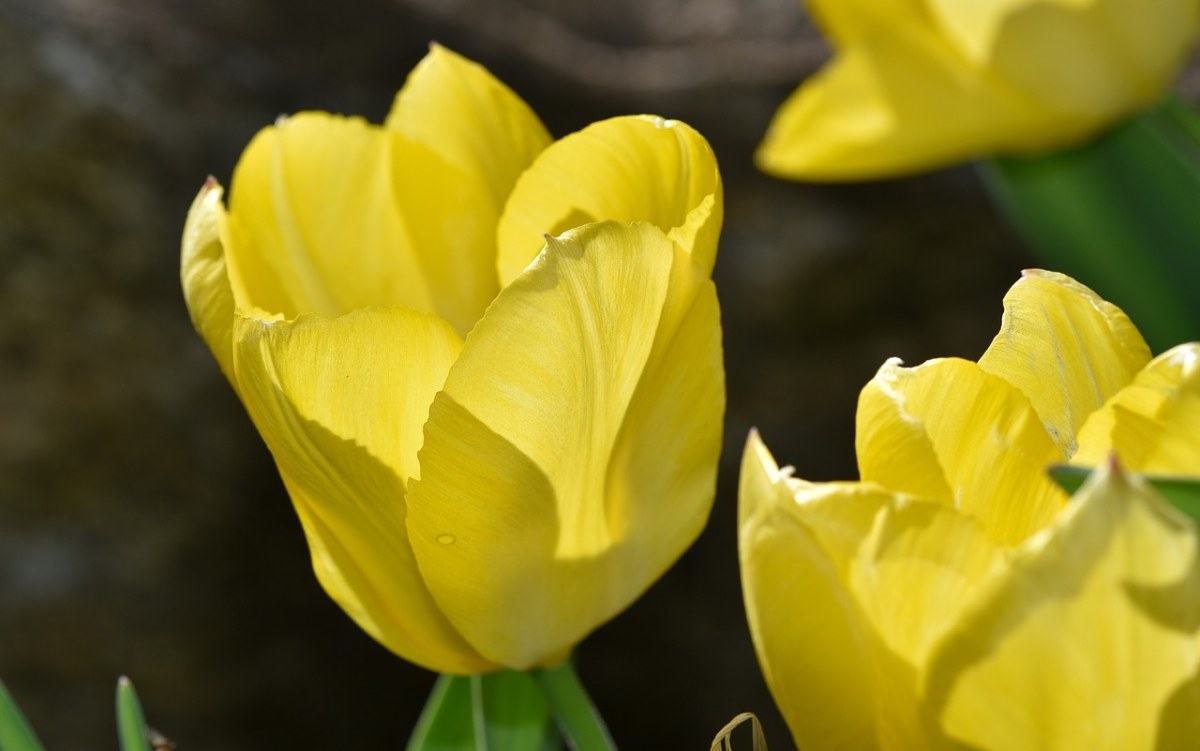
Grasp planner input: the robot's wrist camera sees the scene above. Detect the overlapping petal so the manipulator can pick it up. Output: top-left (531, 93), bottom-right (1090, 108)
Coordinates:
top-left (230, 307), bottom-right (491, 673)
top-left (223, 113), bottom-right (433, 318)
top-left (756, 26), bottom-right (1041, 181)
top-left (760, 0), bottom-right (1200, 179)
top-left (386, 44), bottom-right (552, 334)
top-left (1074, 343), bottom-right (1200, 473)
top-left (743, 269), bottom-right (1200, 749)
top-left (181, 180), bottom-right (237, 385)
top-left (927, 462), bottom-right (1200, 751)
top-left (978, 269), bottom-right (1150, 457)
top-left (496, 116), bottom-right (722, 284)
top-left (741, 432), bottom-right (1002, 751)
top-left (857, 357), bottom-right (1065, 545)
top-left (408, 221), bottom-right (721, 668)
top-left (183, 45), bottom-right (724, 674)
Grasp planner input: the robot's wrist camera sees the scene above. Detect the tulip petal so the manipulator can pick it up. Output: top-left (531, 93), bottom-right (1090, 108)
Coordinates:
top-left (180, 179), bottom-right (237, 385)
top-left (756, 27), bottom-right (1041, 180)
top-left (739, 432), bottom-right (888, 750)
top-left (496, 116), bottom-right (722, 285)
top-left (408, 221), bottom-right (720, 668)
top-left (741, 432), bottom-right (1000, 750)
top-left (857, 357), bottom-right (1066, 545)
top-left (224, 113), bottom-right (434, 319)
top-left (232, 308), bottom-right (493, 674)
top-left (1074, 343), bottom-right (1200, 474)
top-left (978, 269), bottom-right (1151, 458)
top-left (926, 461), bottom-right (1200, 751)
top-left (386, 45), bottom-right (552, 334)
top-left (387, 44), bottom-right (551, 219)
top-left (929, 0), bottom-right (1195, 121)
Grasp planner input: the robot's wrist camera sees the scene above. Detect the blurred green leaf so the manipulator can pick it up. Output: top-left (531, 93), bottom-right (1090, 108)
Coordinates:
top-left (0, 679), bottom-right (46, 751)
top-left (535, 663), bottom-right (615, 751)
top-left (1050, 464), bottom-right (1200, 523)
top-left (408, 672), bottom-right (560, 751)
top-left (982, 96), bottom-right (1200, 353)
top-left (115, 677), bottom-right (153, 751)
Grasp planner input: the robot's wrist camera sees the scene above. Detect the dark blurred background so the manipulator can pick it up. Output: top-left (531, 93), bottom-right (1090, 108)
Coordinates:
top-left (0, 0), bottom-right (1038, 747)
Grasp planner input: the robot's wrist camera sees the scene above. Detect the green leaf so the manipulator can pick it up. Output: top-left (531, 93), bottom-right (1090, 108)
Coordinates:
top-left (981, 95), bottom-right (1200, 353)
top-left (1050, 464), bottom-right (1200, 523)
top-left (534, 662), bottom-right (615, 751)
top-left (0, 678), bottom-right (46, 751)
top-left (115, 677), bottom-right (153, 751)
top-left (407, 672), bottom-right (560, 751)
top-left (408, 675), bottom-right (477, 751)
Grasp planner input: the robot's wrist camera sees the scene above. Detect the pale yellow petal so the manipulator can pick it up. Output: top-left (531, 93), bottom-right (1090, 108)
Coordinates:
top-left (926, 461), bottom-right (1200, 751)
top-left (738, 432), bottom-right (885, 751)
top-left (231, 308), bottom-right (491, 674)
top-left (386, 45), bottom-right (552, 334)
top-left (1074, 343), bottom-right (1200, 474)
top-left (386, 44), bottom-right (551, 216)
top-left (857, 357), bottom-right (1066, 545)
top-left (180, 178), bottom-right (237, 385)
top-left (756, 27), bottom-right (1041, 181)
top-left (224, 113), bottom-right (433, 318)
top-left (741, 433), bottom-right (998, 750)
top-left (930, 0), bottom-right (1197, 122)
top-left (496, 116), bottom-right (722, 285)
top-left (408, 221), bottom-right (720, 668)
top-left (978, 269), bottom-right (1151, 458)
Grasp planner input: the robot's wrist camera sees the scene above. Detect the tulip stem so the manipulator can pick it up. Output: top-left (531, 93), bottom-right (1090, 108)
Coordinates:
top-left (535, 661), bottom-right (616, 751)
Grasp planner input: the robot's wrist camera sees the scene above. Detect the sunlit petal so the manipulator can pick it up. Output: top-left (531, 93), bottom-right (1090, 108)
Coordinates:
top-left (926, 461), bottom-right (1200, 751)
top-left (929, 0), bottom-right (1198, 119)
top-left (224, 113), bottom-right (433, 318)
top-left (756, 27), bottom-right (1041, 180)
top-left (386, 45), bottom-right (552, 334)
top-left (739, 432), bottom-right (885, 750)
top-left (857, 357), bottom-right (1065, 545)
top-left (978, 269), bottom-right (1150, 457)
top-left (408, 221), bottom-right (718, 668)
top-left (496, 115), bottom-right (722, 284)
top-left (1074, 343), bottom-right (1200, 473)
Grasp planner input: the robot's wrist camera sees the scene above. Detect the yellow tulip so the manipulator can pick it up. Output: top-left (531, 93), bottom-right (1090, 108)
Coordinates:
top-left (181, 45), bottom-right (725, 674)
top-left (740, 270), bottom-right (1200, 750)
top-left (758, 0), bottom-right (1200, 180)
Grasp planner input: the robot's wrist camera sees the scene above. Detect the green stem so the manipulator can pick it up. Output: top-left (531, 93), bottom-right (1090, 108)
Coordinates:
top-left (534, 662), bottom-right (616, 751)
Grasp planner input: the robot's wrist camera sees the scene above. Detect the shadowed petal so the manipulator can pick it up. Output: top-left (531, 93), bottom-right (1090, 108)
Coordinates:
top-left (181, 179), bottom-right (237, 385)
top-left (231, 308), bottom-right (492, 673)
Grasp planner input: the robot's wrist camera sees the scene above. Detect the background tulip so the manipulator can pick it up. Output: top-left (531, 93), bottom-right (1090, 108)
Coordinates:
top-left (181, 46), bottom-right (725, 674)
top-left (758, 0), bottom-right (1200, 180)
top-left (740, 270), bottom-right (1200, 750)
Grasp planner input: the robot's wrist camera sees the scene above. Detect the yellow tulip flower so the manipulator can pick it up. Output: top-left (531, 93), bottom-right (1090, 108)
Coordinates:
top-left (741, 270), bottom-right (1200, 750)
top-left (181, 45), bottom-right (725, 675)
top-left (758, 0), bottom-right (1200, 180)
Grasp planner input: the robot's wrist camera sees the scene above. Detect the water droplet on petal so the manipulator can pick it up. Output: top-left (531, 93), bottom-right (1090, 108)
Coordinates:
top-left (436, 534), bottom-right (456, 545)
